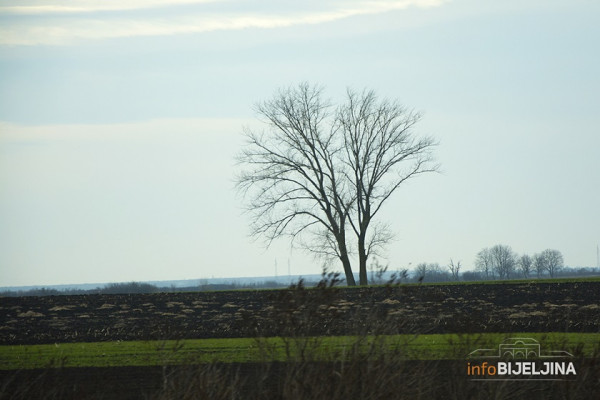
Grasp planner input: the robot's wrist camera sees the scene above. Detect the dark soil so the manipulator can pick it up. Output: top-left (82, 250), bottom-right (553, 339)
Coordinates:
top-left (1, 281), bottom-right (599, 345)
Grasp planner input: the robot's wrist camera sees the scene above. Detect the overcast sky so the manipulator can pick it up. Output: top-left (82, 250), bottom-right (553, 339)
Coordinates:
top-left (1, 0), bottom-right (599, 287)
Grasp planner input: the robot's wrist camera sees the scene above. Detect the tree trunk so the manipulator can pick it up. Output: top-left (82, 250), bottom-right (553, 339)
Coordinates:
top-left (337, 238), bottom-right (356, 286)
top-left (341, 253), bottom-right (356, 286)
top-left (358, 234), bottom-right (368, 285)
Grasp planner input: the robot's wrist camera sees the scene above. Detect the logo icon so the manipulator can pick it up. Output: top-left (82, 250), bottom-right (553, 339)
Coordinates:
top-left (468, 337), bottom-right (573, 359)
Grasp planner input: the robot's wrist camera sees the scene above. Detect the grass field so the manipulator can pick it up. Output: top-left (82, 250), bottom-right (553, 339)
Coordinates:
top-left (2, 332), bottom-right (598, 370)
top-left (391, 275), bottom-right (600, 287)
top-left (2, 280), bottom-right (600, 399)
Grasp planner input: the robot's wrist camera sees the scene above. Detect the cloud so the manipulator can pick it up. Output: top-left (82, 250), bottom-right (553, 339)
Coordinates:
top-left (0, 0), bottom-right (218, 15)
top-left (0, 0), bottom-right (448, 46)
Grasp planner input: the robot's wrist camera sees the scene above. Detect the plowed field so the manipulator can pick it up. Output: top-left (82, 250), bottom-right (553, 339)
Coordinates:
top-left (2, 281), bottom-right (598, 345)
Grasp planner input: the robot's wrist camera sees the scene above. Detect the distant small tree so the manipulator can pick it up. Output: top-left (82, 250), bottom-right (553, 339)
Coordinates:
top-left (476, 245), bottom-right (516, 280)
top-left (428, 263), bottom-right (450, 282)
top-left (462, 270), bottom-right (482, 282)
top-left (489, 244), bottom-right (516, 279)
top-left (414, 262), bottom-right (448, 282)
top-left (540, 249), bottom-right (564, 278)
top-left (534, 253), bottom-right (546, 278)
top-left (475, 248), bottom-right (494, 280)
top-left (517, 254), bottom-right (533, 278)
top-left (415, 263), bottom-right (428, 282)
top-left (101, 282), bottom-right (159, 294)
top-left (447, 259), bottom-right (461, 281)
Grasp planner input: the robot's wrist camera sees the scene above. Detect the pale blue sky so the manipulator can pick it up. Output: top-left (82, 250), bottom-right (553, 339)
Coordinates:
top-left (1, 0), bottom-right (599, 286)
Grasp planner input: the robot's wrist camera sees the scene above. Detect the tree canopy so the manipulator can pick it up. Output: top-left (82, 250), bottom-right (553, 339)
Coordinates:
top-left (237, 83), bottom-right (438, 285)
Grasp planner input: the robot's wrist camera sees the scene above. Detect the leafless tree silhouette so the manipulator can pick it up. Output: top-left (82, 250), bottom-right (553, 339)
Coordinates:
top-left (538, 249), bottom-right (564, 278)
top-left (517, 254), bottom-right (533, 278)
top-left (489, 244), bottom-right (517, 279)
top-left (477, 245), bottom-right (516, 280)
top-left (447, 259), bottom-right (461, 281)
top-left (237, 83), bottom-right (438, 285)
top-left (534, 253), bottom-right (546, 278)
top-left (475, 248), bottom-right (494, 279)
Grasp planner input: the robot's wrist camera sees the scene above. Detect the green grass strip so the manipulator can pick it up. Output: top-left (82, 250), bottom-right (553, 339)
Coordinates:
top-left (1, 333), bottom-right (598, 370)
top-left (378, 276), bottom-right (600, 287)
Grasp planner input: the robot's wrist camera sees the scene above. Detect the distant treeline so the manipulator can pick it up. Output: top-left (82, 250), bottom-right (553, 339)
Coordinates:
top-left (0, 280), bottom-right (298, 297)
top-left (2, 266), bottom-right (599, 297)
top-left (376, 265), bottom-right (600, 285)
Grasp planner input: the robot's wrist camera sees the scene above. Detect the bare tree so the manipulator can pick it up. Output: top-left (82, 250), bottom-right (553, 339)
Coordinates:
top-left (414, 262), bottom-right (446, 282)
top-left (447, 259), bottom-right (461, 281)
top-left (336, 89), bottom-right (438, 285)
top-left (415, 262), bottom-right (428, 282)
top-left (475, 248), bottom-right (494, 280)
top-left (475, 245), bottom-right (516, 280)
top-left (534, 253), bottom-right (546, 278)
top-left (489, 244), bottom-right (516, 279)
top-left (237, 83), bottom-right (438, 286)
top-left (236, 83), bottom-right (356, 285)
top-left (540, 249), bottom-right (564, 278)
top-left (517, 254), bottom-right (533, 278)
